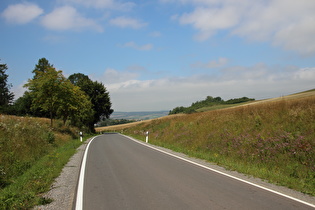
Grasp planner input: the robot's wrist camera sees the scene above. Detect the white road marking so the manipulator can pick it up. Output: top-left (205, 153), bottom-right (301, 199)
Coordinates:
top-left (122, 134), bottom-right (315, 209)
top-left (75, 136), bottom-right (98, 210)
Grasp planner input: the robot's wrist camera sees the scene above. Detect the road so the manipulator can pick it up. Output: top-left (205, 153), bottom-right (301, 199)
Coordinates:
top-left (76, 133), bottom-right (314, 210)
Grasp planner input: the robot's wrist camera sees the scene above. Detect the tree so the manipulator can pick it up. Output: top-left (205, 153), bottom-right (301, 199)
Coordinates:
top-left (12, 91), bottom-right (33, 116)
top-left (11, 58), bottom-right (53, 118)
top-left (0, 61), bottom-right (14, 110)
top-left (56, 81), bottom-right (93, 126)
top-left (68, 73), bottom-right (89, 86)
top-left (25, 67), bottom-right (66, 126)
top-left (69, 73), bottom-right (113, 131)
top-left (25, 64), bottom-right (94, 127)
top-left (32, 58), bottom-right (53, 79)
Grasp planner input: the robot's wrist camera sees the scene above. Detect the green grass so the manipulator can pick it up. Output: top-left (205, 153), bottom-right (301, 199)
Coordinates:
top-left (0, 139), bottom-right (83, 209)
top-left (120, 95), bottom-right (315, 196)
top-left (0, 115), bottom-right (93, 209)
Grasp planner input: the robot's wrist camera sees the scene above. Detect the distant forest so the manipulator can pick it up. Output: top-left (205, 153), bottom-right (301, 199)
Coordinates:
top-left (169, 96), bottom-right (255, 115)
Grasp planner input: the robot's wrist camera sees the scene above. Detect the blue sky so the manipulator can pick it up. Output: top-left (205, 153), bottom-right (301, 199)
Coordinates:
top-left (1, 0), bottom-right (315, 111)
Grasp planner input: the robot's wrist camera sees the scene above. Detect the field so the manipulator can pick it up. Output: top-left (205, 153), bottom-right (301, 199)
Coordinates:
top-left (99, 90), bottom-right (315, 195)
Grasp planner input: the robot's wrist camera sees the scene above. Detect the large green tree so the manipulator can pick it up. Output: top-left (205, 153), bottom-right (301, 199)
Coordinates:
top-left (56, 81), bottom-right (94, 126)
top-left (69, 73), bottom-right (113, 131)
top-left (19, 58), bottom-right (54, 117)
top-left (0, 61), bottom-right (14, 110)
top-left (25, 67), bottom-right (93, 127)
top-left (25, 67), bottom-right (65, 126)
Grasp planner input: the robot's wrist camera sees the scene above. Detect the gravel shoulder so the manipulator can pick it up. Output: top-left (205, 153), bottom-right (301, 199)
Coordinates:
top-left (34, 138), bottom-right (92, 210)
top-left (34, 135), bottom-right (315, 209)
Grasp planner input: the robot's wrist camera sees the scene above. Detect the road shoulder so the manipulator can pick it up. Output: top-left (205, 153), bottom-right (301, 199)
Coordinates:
top-left (34, 138), bottom-right (93, 210)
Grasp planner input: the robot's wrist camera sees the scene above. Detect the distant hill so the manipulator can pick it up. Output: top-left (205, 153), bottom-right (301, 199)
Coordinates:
top-left (111, 111), bottom-right (169, 120)
top-left (169, 96), bottom-right (255, 114)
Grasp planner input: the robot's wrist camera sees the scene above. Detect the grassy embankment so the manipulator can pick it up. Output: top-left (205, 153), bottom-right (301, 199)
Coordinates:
top-left (0, 115), bottom-right (90, 209)
top-left (99, 90), bottom-right (315, 195)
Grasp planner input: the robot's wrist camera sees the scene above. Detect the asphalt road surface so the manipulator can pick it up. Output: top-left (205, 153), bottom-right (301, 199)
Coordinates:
top-left (77, 133), bottom-right (314, 210)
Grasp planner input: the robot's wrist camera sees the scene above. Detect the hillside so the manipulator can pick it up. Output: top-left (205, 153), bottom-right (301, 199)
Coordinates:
top-left (169, 96), bottom-right (255, 114)
top-left (98, 89), bottom-right (315, 195)
top-left (97, 89), bottom-right (315, 132)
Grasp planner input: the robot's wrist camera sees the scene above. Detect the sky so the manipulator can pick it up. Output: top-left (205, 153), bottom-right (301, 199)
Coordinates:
top-left (1, 0), bottom-right (315, 112)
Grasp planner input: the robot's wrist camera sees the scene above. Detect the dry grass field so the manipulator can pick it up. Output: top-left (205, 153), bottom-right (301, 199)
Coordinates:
top-left (96, 89), bottom-right (315, 132)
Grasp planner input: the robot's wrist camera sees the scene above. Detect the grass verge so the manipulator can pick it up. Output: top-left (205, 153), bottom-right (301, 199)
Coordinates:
top-left (0, 115), bottom-right (93, 209)
top-left (0, 139), bottom-right (83, 209)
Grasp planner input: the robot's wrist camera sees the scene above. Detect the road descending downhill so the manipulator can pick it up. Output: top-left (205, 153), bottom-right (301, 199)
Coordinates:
top-left (76, 134), bottom-right (314, 210)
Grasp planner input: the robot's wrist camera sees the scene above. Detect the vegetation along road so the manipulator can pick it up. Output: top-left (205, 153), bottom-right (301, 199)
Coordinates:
top-left (75, 134), bottom-right (315, 210)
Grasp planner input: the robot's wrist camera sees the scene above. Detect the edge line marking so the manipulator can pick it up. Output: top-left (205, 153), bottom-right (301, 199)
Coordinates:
top-left (75, 136), bottom-right (98, 210)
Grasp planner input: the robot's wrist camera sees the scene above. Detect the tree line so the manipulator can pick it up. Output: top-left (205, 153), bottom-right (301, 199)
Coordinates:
top-left (0, 58), bottom-right (113, 132)
top-left (169, 96), bottom-right (255, 115)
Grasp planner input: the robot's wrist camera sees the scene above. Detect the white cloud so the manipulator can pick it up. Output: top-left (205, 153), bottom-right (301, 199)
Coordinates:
top-left (120, 41), bottom-right (153, 51)
top-left (168, 0), bottom-right (315, 55)
top-left (191, 57), bottom-right (228, 69)
top-left (273, 16), bottom-right (315, 56)
top-left (1, 2), bottom-right (43, 24)
top-left (109, 16), bottom-right (147, 29)
top-left (178, 5), bottom-right (241, 41)
top-left (98, 64), bottom-right (315, 111)
top-left (61, 0), bottom-right (114, 8)
top-left (12, 82), bottom-right (28, 100)
top-left (41, 6), bottom-right (103, 32)
top-left (61, 0), bottom-right (135, 10)
top-left (294, 67), bottom-right (315, 80)
top-left (99, 68), bottom-right (139, 84)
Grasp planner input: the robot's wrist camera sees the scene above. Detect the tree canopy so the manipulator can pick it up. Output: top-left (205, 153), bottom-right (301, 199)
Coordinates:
top-left (4, 58), bottom-right (113, 132)
top-left (23, 58), bottom-right (98, 129)
top-left (68, 73), bottom-right (113, 131)
top-left (32, 58), bottom-right (53, 79)
top-left (0, 61), bottom-right (14, 110)
top-left (169, 96), bottom-right (255, 115)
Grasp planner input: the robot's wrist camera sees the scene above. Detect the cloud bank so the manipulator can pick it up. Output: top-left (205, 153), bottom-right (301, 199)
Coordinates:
top-left (1, 3), bottom-right (43, 24)
top-left (96, 65), bottom-right (315, 111)
top-left (169, 0), bottom-right (315, 56)
top-left (41, 6), bottom-right (103, 32)
top-left (41, 6), bottom-right (102, 32)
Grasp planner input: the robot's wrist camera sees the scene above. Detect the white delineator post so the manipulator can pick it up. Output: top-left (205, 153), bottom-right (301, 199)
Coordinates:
top-left (145, 131), bottom-right (149, 143)
top-left (79, 131), bottom-right (83, 142)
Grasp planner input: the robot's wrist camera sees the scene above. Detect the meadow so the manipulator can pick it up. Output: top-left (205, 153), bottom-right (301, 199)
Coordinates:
top-left (101, 92), bottom-right (315, 195)
top-left (0, 115), bottom-right (87, 209)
